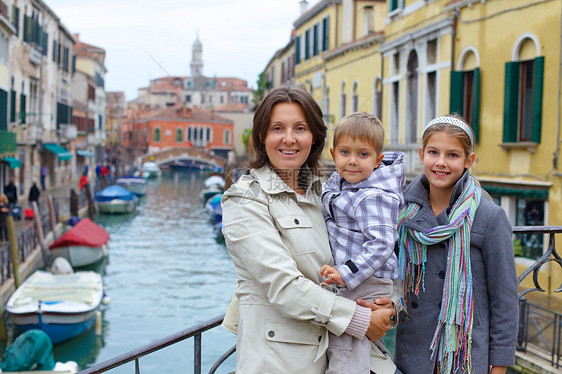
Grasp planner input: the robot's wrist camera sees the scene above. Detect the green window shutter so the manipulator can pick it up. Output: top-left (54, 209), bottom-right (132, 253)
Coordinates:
top-left (19, 93), bottom-right (26, 124)
top-left (503, 61), bottom-right (520, 143)
top-left (9, 90), bottom-right (16, 123)
top-left (471, 67), bottom-right (480, 144)
top-left (531, 56), bottom-right (544, 143)
top-left (449, 70), bottom-right (464, 116)
top-left (0, 89), bottom-right (7, 131)
top-left (390, 0), bottom-right (398, 12)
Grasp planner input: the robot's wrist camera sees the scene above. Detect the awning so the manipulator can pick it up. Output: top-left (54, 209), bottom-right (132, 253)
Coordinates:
top-left (2, 157), bottom-right (22, 169)
top-left (43, 143), bottom-right (72, 161)
top-left (76, 150), bottom-right (93, 157)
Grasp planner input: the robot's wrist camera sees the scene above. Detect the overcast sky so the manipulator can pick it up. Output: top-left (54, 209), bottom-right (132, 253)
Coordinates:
top-left (45, 0), bottom-right (305, 101)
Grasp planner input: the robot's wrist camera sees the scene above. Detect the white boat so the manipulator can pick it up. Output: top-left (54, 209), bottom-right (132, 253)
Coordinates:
top-left (95, 185), bottom-right (138, 214)
top-left (49, 218), bottom-right (110, 268)
top-left (116, 175), bottom-right (148, 196)
top-left (141, 161), bottom-right (161, 178)
top-left (5, 270), bottom-right (104, 344)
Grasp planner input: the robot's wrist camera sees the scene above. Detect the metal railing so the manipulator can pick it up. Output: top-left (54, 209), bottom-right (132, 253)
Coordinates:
top-left (78, 314), bottom-right (235, 374)
top-left (74, 225), bottom-right (562, 374)
top-left (515, 226), bottom-right (562, 369)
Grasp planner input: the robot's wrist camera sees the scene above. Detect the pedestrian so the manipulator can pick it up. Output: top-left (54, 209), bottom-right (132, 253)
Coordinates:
top-left (28, 181), bottom-right (41, 212)
top-left (320, 112), bottom-right (405, 374)
top-left (79, 172), bottom-right (89, 190)
top-left (221, 87), bottom-right (395, 373)
top-left (40, 166), bottom-right (47, 191)
top-left (101, 164), bottom-right (109, 187)
top-left (362, 115), bottom-right (518, 374)
top-left (95, 164), bottom-right (102, 189)
top-left (0, 194), bottom-right (10, 241)
top-left (4, 179), bottom-right (17, 212)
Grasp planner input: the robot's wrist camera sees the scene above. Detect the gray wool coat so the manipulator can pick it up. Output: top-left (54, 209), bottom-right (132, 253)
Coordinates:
top-left (395, 172), bottom-right (518, 374)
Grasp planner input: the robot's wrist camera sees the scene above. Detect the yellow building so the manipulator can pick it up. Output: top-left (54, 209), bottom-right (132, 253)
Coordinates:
top-left (294, 0), bottom-right (387, 157)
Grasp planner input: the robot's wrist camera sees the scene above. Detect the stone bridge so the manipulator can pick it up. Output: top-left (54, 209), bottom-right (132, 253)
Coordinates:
top-left (139, 147), bottom-right (226, 171)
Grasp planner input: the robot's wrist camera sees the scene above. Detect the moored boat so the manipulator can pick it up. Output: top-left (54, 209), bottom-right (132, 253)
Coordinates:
top-left (49, 218), bottom-right (110, 268)
top-left (141, 161), bottom-right (161, 178)
top-left (116, 175), bottom-right (148, 196)
top-left (5, 269), bottom-right (104, 344)
top-left (95, 185), bottom-right (138, 214)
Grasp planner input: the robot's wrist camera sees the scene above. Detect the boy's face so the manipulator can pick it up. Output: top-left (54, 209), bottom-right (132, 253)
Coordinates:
top-left (330, 135), bottom-right (384, 184)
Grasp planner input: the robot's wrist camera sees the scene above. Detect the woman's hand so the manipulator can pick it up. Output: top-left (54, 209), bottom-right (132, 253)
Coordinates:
top-left (357, 297), bottom-right (393, 311)
top-left (366, 308), bottom-right (396, 341)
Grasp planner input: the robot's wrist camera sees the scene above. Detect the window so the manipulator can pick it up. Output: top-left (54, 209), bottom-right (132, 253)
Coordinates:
top-left (12, 6), bottom-right (19, 36)
top-left (0, 89), bottom-right (7, 130)
top-left (322, 16), bottom-right (329, 51)
top-left (175, 127), bottom-right (183, 142)
top-left (352, 84), bottom-right (358, 112)
top-left (185, 95), bottom-right (191, 103)
top-left (295, 35), bottom-right (301, 64)
top-left (313, 24), bottom-right (319, 57)
top-left (340, 93), bottom-right (346, 119)
top-left (514, 199), bottom-right (545, 259)
top-left (153, 127), bottom-right (161, 142)
top-left (206, 127), bottom-right (211, 142)
top-left (0, 31), bottom-right (9, 64)
top-left (187, 127), bottom-right (192, 141)
top-left (502, 57), bottom-right (543, 143)
top-left (450, 68), bottom-right (480, 143)
top-left (224, 129), bottom-right (231, 145)
top-left (389, 0), bottom-right (402, 12)
top-left (305, 29), bottom-right (310, 60)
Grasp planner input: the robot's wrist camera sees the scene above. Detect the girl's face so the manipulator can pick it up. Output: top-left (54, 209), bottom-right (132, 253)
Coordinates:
top-left (419, 131), bottom-right (475, 196)
top-left (265, 102), bottom-right (314, 174)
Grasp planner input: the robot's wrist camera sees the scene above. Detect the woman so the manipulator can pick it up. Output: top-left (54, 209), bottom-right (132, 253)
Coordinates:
top-left (221, 87), bottom-right (396, 373)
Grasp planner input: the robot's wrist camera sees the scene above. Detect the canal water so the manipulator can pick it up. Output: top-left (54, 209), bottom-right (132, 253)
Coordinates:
top-left (45, 170), bottom-right (237, 373)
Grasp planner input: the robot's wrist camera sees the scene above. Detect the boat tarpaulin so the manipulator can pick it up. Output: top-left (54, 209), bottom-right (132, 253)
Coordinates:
top-left (94, 185), bottom-right (137, 202)
top-left (49, 218), bottom-right (109, 250)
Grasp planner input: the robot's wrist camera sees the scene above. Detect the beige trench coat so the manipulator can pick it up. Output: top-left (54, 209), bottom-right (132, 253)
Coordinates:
top-left (221, 166), bottom-right (395, 374)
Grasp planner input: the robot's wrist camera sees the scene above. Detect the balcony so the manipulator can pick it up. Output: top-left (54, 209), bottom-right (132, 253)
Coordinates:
top-left (0, 130), bottom-right (16, 154)
top-left (27, 124), bottom-right (44, 143)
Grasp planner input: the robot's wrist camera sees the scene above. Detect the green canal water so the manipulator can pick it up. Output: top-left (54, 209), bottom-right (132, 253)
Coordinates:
top-left (22, 170), bottom-right (237, 373)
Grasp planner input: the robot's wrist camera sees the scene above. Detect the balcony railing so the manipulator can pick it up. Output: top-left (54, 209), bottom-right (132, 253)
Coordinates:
top-left (74, 225), bottom-right (562, 373)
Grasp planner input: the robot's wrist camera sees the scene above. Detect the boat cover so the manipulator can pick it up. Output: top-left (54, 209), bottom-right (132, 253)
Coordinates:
top-left (94, 185), bottom-right (137, 202)
top-left (49, 218), bottom-right (109, 250)
top-left (1, 329), bottom-right (55, 371)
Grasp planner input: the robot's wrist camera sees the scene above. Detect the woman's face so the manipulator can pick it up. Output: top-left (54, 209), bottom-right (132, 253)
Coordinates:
top-left (265, 102), bottom-right (314, 173)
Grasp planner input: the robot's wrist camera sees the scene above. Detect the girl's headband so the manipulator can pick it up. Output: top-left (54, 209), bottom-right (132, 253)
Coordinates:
top-left (422, 116), bottom-right (474, 149)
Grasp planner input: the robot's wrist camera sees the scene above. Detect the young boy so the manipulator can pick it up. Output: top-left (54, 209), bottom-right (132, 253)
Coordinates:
top-left (320, 112), bottom-right (405, 374)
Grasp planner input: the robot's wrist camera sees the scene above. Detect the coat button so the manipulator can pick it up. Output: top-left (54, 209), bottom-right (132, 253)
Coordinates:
top-left (438, 271), bottom-right (446, 279)
top-left (294, 218), bottom-right (299, 224)
top-left (268, 330), bottom-right (275, 337)
top-left (411, 301), bottom-right (418, 309)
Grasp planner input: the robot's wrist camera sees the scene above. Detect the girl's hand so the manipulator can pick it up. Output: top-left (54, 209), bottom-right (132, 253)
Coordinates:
top-left (366, 308), bottom-right (396, 341)
top-left (357, 297), bottom-right (393, 310)
top-left (319, 265), bottom-right (346, 286)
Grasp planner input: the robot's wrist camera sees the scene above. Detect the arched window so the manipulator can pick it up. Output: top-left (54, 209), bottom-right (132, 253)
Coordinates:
top-left (340, 81), bottom-right (346, 119)
top-left (175, 127), bottom-right (183, 142)
top-left (451, 46), bottom-right (480, 143)
top-left (352, 82), bottom-right (359, 112)
top-left (206, 127), bottom-right (212, 142)
top-left (153, 127), bottom-right (161, 142)
top-left (187, 127), bottom-right (192, 141)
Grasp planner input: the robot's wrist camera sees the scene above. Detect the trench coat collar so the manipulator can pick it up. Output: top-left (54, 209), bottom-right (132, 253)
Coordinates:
top-left (404, 170), bottom-right (471, 233)
top-left (250, 165), bottom-right (322, 200)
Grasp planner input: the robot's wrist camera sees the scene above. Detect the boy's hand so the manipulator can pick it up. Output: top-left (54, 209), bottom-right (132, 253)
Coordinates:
top-left (320, 265), bottom-right (346, 286)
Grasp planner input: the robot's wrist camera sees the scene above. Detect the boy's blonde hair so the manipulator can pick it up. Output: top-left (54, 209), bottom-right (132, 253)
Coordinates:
top-left (333, 112), bottom-right (384, 154)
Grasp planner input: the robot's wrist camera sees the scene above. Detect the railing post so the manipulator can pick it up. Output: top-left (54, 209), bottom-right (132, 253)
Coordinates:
top-left (194, 333), bottom-right (201, 374)
top-left (517, 296), bottom-right (527, 351)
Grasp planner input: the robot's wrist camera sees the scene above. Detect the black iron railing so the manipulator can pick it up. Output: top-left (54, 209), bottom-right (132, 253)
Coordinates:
top-left (515, 226), bottom-right (562, 369)
top-left (78, 314), bottom-right (234, 374)
top-left (74, 226), bottom-right (562, 374)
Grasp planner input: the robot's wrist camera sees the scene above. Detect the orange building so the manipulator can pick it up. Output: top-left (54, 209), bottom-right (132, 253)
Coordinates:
top-left (126, 106), bottom-right (234, 160)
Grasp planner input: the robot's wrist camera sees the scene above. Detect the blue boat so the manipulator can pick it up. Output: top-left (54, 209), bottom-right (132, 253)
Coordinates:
top-left (95, 185), bottom-right (138, 214)
top-left (5, 270), bottom-right (104, 344)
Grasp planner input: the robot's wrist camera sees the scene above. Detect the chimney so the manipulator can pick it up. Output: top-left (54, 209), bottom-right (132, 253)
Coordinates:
top-left (300, 0), bottom-right (309, 15)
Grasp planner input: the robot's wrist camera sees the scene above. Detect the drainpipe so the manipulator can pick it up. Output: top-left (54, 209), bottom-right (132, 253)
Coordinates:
top-left (451, 9), bottom-right (458, 75)
top-left (553, 4), bottom-right (562, 171)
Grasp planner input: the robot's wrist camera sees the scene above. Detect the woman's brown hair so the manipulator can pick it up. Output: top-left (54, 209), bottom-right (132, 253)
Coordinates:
top-left (250, 86), bottom-right (326, 175)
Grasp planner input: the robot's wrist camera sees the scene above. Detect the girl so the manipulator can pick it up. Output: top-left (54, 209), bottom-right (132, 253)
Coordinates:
top-left (394, 115), bottom-right (518, 374)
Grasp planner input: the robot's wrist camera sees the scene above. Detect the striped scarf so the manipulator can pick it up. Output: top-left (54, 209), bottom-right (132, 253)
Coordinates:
top-left (397, 174), bottom-right (481, 374)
